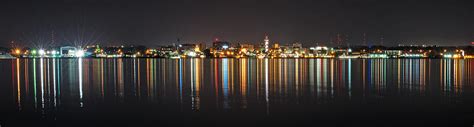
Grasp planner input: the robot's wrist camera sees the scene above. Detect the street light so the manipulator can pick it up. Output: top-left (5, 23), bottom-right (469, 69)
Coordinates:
top-left (39, 49), bottom-right (46, 56)
top-left (75, 50), bottom-right (85, 57)
top-left (14, 49), bottom-right (21, 54)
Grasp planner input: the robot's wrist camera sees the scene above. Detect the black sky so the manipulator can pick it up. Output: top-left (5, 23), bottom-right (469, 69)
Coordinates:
top-left (1, 0), bottom-right (473, 47)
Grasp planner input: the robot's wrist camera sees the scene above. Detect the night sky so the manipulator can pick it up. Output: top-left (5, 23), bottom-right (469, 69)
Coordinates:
top-left (1, 0), bottom-right (473, 47)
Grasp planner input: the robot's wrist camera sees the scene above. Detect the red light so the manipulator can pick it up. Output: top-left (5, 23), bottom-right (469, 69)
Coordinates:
top-left (472, 42), bottom-right (474, 45)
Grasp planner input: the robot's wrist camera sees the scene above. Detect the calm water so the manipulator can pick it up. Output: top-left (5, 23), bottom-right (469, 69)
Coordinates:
top-left (1, 58), bottom-right (474, 126)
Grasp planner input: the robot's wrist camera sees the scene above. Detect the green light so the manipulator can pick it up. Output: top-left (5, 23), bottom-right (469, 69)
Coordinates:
top-left (31, 50), bottom-right (37, 55)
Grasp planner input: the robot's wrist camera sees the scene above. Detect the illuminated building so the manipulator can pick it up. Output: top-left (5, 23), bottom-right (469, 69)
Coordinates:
top-left (179, 44), bottom-right (198, 51)
top-left (366, 53), bottom-right (388, 58)
top-left (60, 46), bottom-right (78, 57)
top-left (272, 43), bottom-right (279, 49)
top-left (239, 43), bottom-right (254, 49)
top-left (400, 53), bottom-right (425, 58)
top-left (237, 43), bottom-right (256, 58)
top-left (443, 51), bottom-right (464, 59)
top-left (292, 43), bottom-right (302, 49)
top-left (212, 41), bottom-right (230, 50)
top-left (178, 43), bottom-right (204, 58)
top-left (309, 46), bottom-right (333, 58)
top-left (264, 35), bottom-right (269, 52)
top-left (385, 50), bottom-right (402, 58)
top-left (211, 40), bottom-right (234, 58)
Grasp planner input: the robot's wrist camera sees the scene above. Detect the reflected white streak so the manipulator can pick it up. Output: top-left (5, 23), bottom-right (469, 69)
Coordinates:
top-left (16, 59), bottom-right (21, 109)
top-left (79, 58), bottom-right (83, 107)
top-left (53, 59), bottom-right (57, 107)
top-left (191, 59), bottom-right (194, 110)
top-left (348, 59), bottom-right (352, 97)
top-left (40, 58), bottom-right (44, 109)
top-left (265, 59), bottom-right (269, 115)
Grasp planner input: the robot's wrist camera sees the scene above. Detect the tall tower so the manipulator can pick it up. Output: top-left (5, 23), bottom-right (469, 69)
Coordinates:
top-left (264, 35), bottom-right (270, 52)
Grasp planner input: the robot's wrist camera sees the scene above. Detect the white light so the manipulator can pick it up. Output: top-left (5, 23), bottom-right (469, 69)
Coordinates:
top-left (188, 51), bottom-right (197, 57)
top-left (75, 50), bottom-right (85, 57)
top-left (444, 54), bottom-right (452, 58)
top-left (222, 45), bottom-right (229, 49)
top-left (39, 49), bottom-right (46, 55)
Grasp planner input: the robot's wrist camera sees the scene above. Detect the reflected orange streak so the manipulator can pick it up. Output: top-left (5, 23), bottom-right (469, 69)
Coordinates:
top-left (214, 59), bottom-right (219, 104)
top-left (17, 59), bottom-right (21, 108)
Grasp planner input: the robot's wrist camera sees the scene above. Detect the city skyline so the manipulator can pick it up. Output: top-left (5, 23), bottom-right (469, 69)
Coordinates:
top-left (5, 33), bottom-right (474, 49)
top-left (2, 0), bottom-right (474, 127)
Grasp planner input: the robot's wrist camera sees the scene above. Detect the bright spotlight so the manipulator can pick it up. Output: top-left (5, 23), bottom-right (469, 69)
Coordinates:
top-left (15, 49), bottom-right (21, 54)
top-left (75, 50), bottom-right (85, 57)
top-left (188, 51), bottom-right (197, 57)
top-left (39, 49), bottom-right (45, 55)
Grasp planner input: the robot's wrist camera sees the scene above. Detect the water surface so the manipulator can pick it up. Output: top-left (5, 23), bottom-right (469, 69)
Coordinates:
top-left (1, 58), bottom-right (474, 126)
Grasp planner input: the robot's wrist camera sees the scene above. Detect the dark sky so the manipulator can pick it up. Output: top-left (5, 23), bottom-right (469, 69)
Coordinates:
top-left (1, 0), bottom-right (473, 47)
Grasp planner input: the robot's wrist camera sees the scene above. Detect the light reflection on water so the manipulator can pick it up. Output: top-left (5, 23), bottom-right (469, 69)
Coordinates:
top-left (4, 58), bottom-right (474, 115)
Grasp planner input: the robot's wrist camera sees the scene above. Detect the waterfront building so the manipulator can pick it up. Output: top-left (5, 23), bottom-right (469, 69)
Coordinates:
top-left (60, 46), bottom-right (78, 57)
top-left (211, 40), bottom-right (234, 58)
top-left (237, 43), bottom-right (256, 58)
top-left (156, 45), bottom-right (179, 58)
top-left (309, 46), bottom-right (334, 58)
top-left (385, 50), bottom-right (402, 58)
top-left (178, 43), bottom-right (204, 58)
top-left (212, 41), bottom-right (230, 50)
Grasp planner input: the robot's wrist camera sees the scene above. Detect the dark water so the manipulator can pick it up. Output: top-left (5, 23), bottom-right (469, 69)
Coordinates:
top-left (1, 58), bottom-right (474, 126)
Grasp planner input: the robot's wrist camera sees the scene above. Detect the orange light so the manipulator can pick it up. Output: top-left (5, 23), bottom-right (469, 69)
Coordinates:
top-left (15, 49), bottom-right (21, 54)
top-left (453, 54), bottom-right (461, 58)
